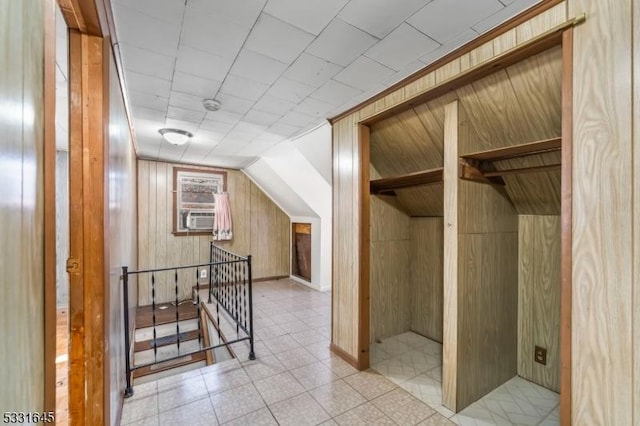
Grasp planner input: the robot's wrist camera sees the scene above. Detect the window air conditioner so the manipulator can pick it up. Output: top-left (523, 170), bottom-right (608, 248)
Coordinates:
top-left (186, 210), bottom-right (214, 230)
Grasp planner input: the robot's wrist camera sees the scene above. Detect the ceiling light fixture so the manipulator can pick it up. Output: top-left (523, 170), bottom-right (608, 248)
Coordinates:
top-left (203, 99), bottom-right (221, 112)
top-left (158, 128), bottom-right (193, 145)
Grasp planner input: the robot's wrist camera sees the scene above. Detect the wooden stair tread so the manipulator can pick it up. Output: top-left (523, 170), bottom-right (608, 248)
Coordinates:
top-left (134, 329), bottom-right (202, 352)
top-left (133, 352), bottom-right (207, 379)
top-left (135, 302), bottom-right (199, 329)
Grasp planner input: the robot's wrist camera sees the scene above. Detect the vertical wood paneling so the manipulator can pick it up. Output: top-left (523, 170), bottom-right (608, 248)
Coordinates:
top-left (410, 218), bottom-right (444, 342)
top-left (569, 0), bottom-right (634, 424)
top-left (0, 0), bottom-right (46, 413)
top-left (137, 160), bottom-right (289, 305)
top-left (442, 100), bottom-right (459, 412)
top-left (634, 3), bottom-right (640, 422)
top-left (518, 215), bottom-right (560, 392)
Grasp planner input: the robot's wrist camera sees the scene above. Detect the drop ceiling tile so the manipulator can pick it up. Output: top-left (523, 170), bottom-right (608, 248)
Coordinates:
top-left (112, 3), bottom-right (180, 56)
top-left (338, 0), bottom-right (431, 38)
top-left (187, 0), bottom-right (266, 28)
top-left (112, 0), bottom-right (185, 25)
top-left (292, 97), bottom-right (337, 118)
top-left (119, 43), bottom-right (175, 81)
top-left (268, 122), bottom-right (303, 138)
top-left (211, 141), bottom-right (250, 156)
top-left (472, 0), bottom-right (539, 34)
top-left (407, 0), bottom-right (504, 44)
top-left (306, 18), bottom-right (379, 67)
top-left (279, 110), bottom-right (316, 128)
top-left (125, 70), bottom-right (171, 98)
top-left (199, 119), bottom-right (235, 134)
top-left (311, 79), bottom-right (363, 106)
top-left (128, 90), bottom-right (169, 111)
top-left (420, 29), bottom-right (478, 65)
top-left (252, 132), bottom-right (283, 144)
top-left (244, 14), bottom-right (315, 64)
top-left (167, 106), bottom-right (206, 123)
top-left (229, 50), bottom-right (289, 85)
top-left (263, 0), bottom-right (348, 35)
top-left (163, 118), bottom-right (200, 133)
top-left (243, 110), bottom-right (282, 127)
top-left (131, 106), bottom-right (167, 122)
top-left (236, 142), bottom-right (274, 157)
top-left (204, 110), bottom-right (243, 125)
top-left (214, 93), bottom-right (255, 115)
top-left (158, 139), bottom-right (188, 160)
top-left (266, 77), bottom-right (316, 103)
top-left (283, 53), bottom-right (343, 88)
top-left (381, 59), bottom-right (429, 86)
top-left (169, 91), bottom-right (206, 112)
top-left (175, 46), bottom-right (234, 81)
top-left (333, 56), bottom-right (395, 92)
top-left (171, 71), bottom-right (221, 99)
top-left (233, 122), bottom-right (269, 138)
top-left (194, 129), bottom-right (227, 144)
top-left (220, 75), bottom-right (269, 102)
top-left (365, 23), bottom-right (440, 71)
top-left (136, 139), bottom-right (161, 159)
top-left (253, 95), bottom-right (297, 116)
top-left (180, 144), bottom-right (216, 163)
top-left (181, 7), bottom-right (251, 59)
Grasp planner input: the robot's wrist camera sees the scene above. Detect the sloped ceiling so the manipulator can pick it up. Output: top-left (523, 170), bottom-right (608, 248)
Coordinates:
top-left (369, 46), bottom-right (562, 216)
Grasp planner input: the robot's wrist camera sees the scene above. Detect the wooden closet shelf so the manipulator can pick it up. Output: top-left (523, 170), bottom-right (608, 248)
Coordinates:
top-left (461, 137), bottom-right (561, 162)
top-left (370, 167), bottom-right (443, 194)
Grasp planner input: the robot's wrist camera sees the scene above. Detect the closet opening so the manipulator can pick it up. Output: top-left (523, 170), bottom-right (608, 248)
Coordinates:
top-left (291, 222), bottom-right (311, 282)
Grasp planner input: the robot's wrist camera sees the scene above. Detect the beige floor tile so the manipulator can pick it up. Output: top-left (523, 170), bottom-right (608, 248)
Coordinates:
top-left (290, 361), bottom-right (340, 390)
top-left (309, 380), bottom-right (367, 417)
top-left (158, 398), bottom-right (217, 425)
top-left (222, 407), bottom-right (277, 425)
top-left (417, 413), bottom-right (457, 425)
top-left (321, 354), bottom-right (358, 378)
top-left (241, 354), bottom-right (286, 381)
top-left (291, 329), bottom-right (326, 346)
top-left (372, 388), bottom-right (436, 425)
top-left (262, 334), bottom-right (301, 354)
top-left (202, 361), bottom-right (251, 395)
top-left (254, 371), bottom-right (306, 404)
top-left (121, 394), bottom-right (158, 425)
top-left (157, 376), bottom-right (208, 413)
top-left (269, 392), bottom-right (331, 426)
top-left (210, 383), bottom-right (265, 424)
top-left (306, 341), bottom-right (332, 361)
top-left (274, 346), bottom-right (319, 370)
top-left (334, 402), bottom-right (395, 425)
top-left (126, 415), bottom-right (159, 426)
top-left (343, 370), bottom-right (397, 400)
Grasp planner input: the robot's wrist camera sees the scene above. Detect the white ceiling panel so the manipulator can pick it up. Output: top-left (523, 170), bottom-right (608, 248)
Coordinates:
top-left (263, 0), bottom-right (349, 35)
top-left (204, 110), bottom-right (243, 125)
top-left (163, 119), bottom-right (200, 134)
top-left (193, 129), bottom-right (226, 144)
top-left (279, 110), bottom-right (316, 128)
top-left (338, 0), bottom-right (431, 39)
top-left (220, 75), bottom-right (269, 102)
top-left (283, 53), bottom-right (343, 88)
top-left (244, 14), bottom-right (315, 63)
top-left (268, 122), bottom-right (303, 138)
top-left (158, 140), bottom-right (189, 159)
top-left (113, 4), bottom-right (181, 56)
top-left (293, 97), bottom-right (337, 118)
top-left (265, 77), bottom-right (316, 103)
top-left (199, 119), bottom-right (235, 134)
top-left (236, 142), bottom-right (274, 157)
top-left (408, 0), bottom-right (504, 44)
top-left (113, 0), bottom-right (185, 25)
top-left (253, 95), bottom-right (297, 116)
top-left (125, 71), bottom-right (171, 98)
top-left (166, 106), bottom-right (206, 124)
top-left (311, 79), bottom-right (363, 106)
top-left (420, 29), bottom-right (478, 65)
top-left (119, 43), bottom-right (175, 81)
top-left (171, 72), bottom-right (221, 99)
top-left (306, 19), bottom-right (378, 67)
top-left (181, 8), bottom-right (252, 59)
top-left (213, 93), bottom-right (255, 115)
top-left (187, 0), bottom-right (266, 28)
top-left (365, 23), bottom-right (440, 71)
top-left (229, 50), bottom-right (289, 85)
top-left (333, 56), bottom-right (395, 91)
top-left (243, 109), bottom-right (283, 127)
top-left (472, 0), bottom-right (540, 34)
top-left (168, 91), bottom-right (207, 112)
top-left (132, 107), bottom-right (167, 122)
top-left (175, 46), bottom-right (234, 81)
top-left (128, 90), bottom-right (169, 112)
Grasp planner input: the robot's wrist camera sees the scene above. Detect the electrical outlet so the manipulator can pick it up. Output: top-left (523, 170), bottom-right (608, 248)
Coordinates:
top-left (200, 269), bottom-right (207, 279)
top-left (534, 345), bottom-right (547, 365)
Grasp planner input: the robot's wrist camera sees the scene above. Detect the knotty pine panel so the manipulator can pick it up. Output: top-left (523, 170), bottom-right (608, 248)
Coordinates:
top-left (137, 160), bottom-right (289, 305)
top-left (410, 218), bottom-right (444, 342)
top-left (0, 0), bottom-right (46, 413)
top-left (569, 0), bottom-right (635, 424)
top-left (517, 215), bottom-right (560, 392)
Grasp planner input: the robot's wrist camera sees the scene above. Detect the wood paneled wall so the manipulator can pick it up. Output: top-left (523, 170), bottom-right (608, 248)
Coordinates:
top-left (0, 0), bottom-right (46, 413)
top-left (410, 218), bottom-right (444, 342)
top-left (569, 0), bottom-right (639, 424)
top-left (137, 160), bottom-right (289, 305)
top-left (106, 52), bottom-right (137, 425)
top-left (518, 215), bottom-right (560, 392)
top-left (369, 195), bottom-right (410, 342)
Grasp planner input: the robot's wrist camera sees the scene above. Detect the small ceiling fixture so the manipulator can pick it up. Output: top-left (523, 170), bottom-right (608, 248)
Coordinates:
top-left (203, 98), bottom-right (221, 112)
top-left (158, 128), bottom-right (193, 145)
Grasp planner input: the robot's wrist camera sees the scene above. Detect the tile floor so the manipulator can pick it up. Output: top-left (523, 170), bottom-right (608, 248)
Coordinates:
top-left (121, 279), bottom-right (559, 426)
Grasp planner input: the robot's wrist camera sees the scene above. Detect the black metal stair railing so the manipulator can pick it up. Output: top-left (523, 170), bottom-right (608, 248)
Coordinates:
top-left (121, 243), bottom-right (254, 398)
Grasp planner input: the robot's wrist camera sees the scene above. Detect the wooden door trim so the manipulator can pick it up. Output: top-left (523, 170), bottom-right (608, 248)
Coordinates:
top-left (43, 0), bottom-right (57, 415)
top-left (559, 27), bottom-right (573, 426)
top-left (358, 124), bottom-right (371, 370)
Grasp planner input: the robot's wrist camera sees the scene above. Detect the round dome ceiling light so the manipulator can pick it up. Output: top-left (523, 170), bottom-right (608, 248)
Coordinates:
top-left (203, 99), bottom-right (221, 112)
top-left (158, 128), bottom-right (193, 145)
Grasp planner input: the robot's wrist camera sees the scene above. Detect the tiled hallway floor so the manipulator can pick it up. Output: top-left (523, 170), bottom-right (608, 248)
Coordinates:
top-left (122, 279), bottom-right (559, 425)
